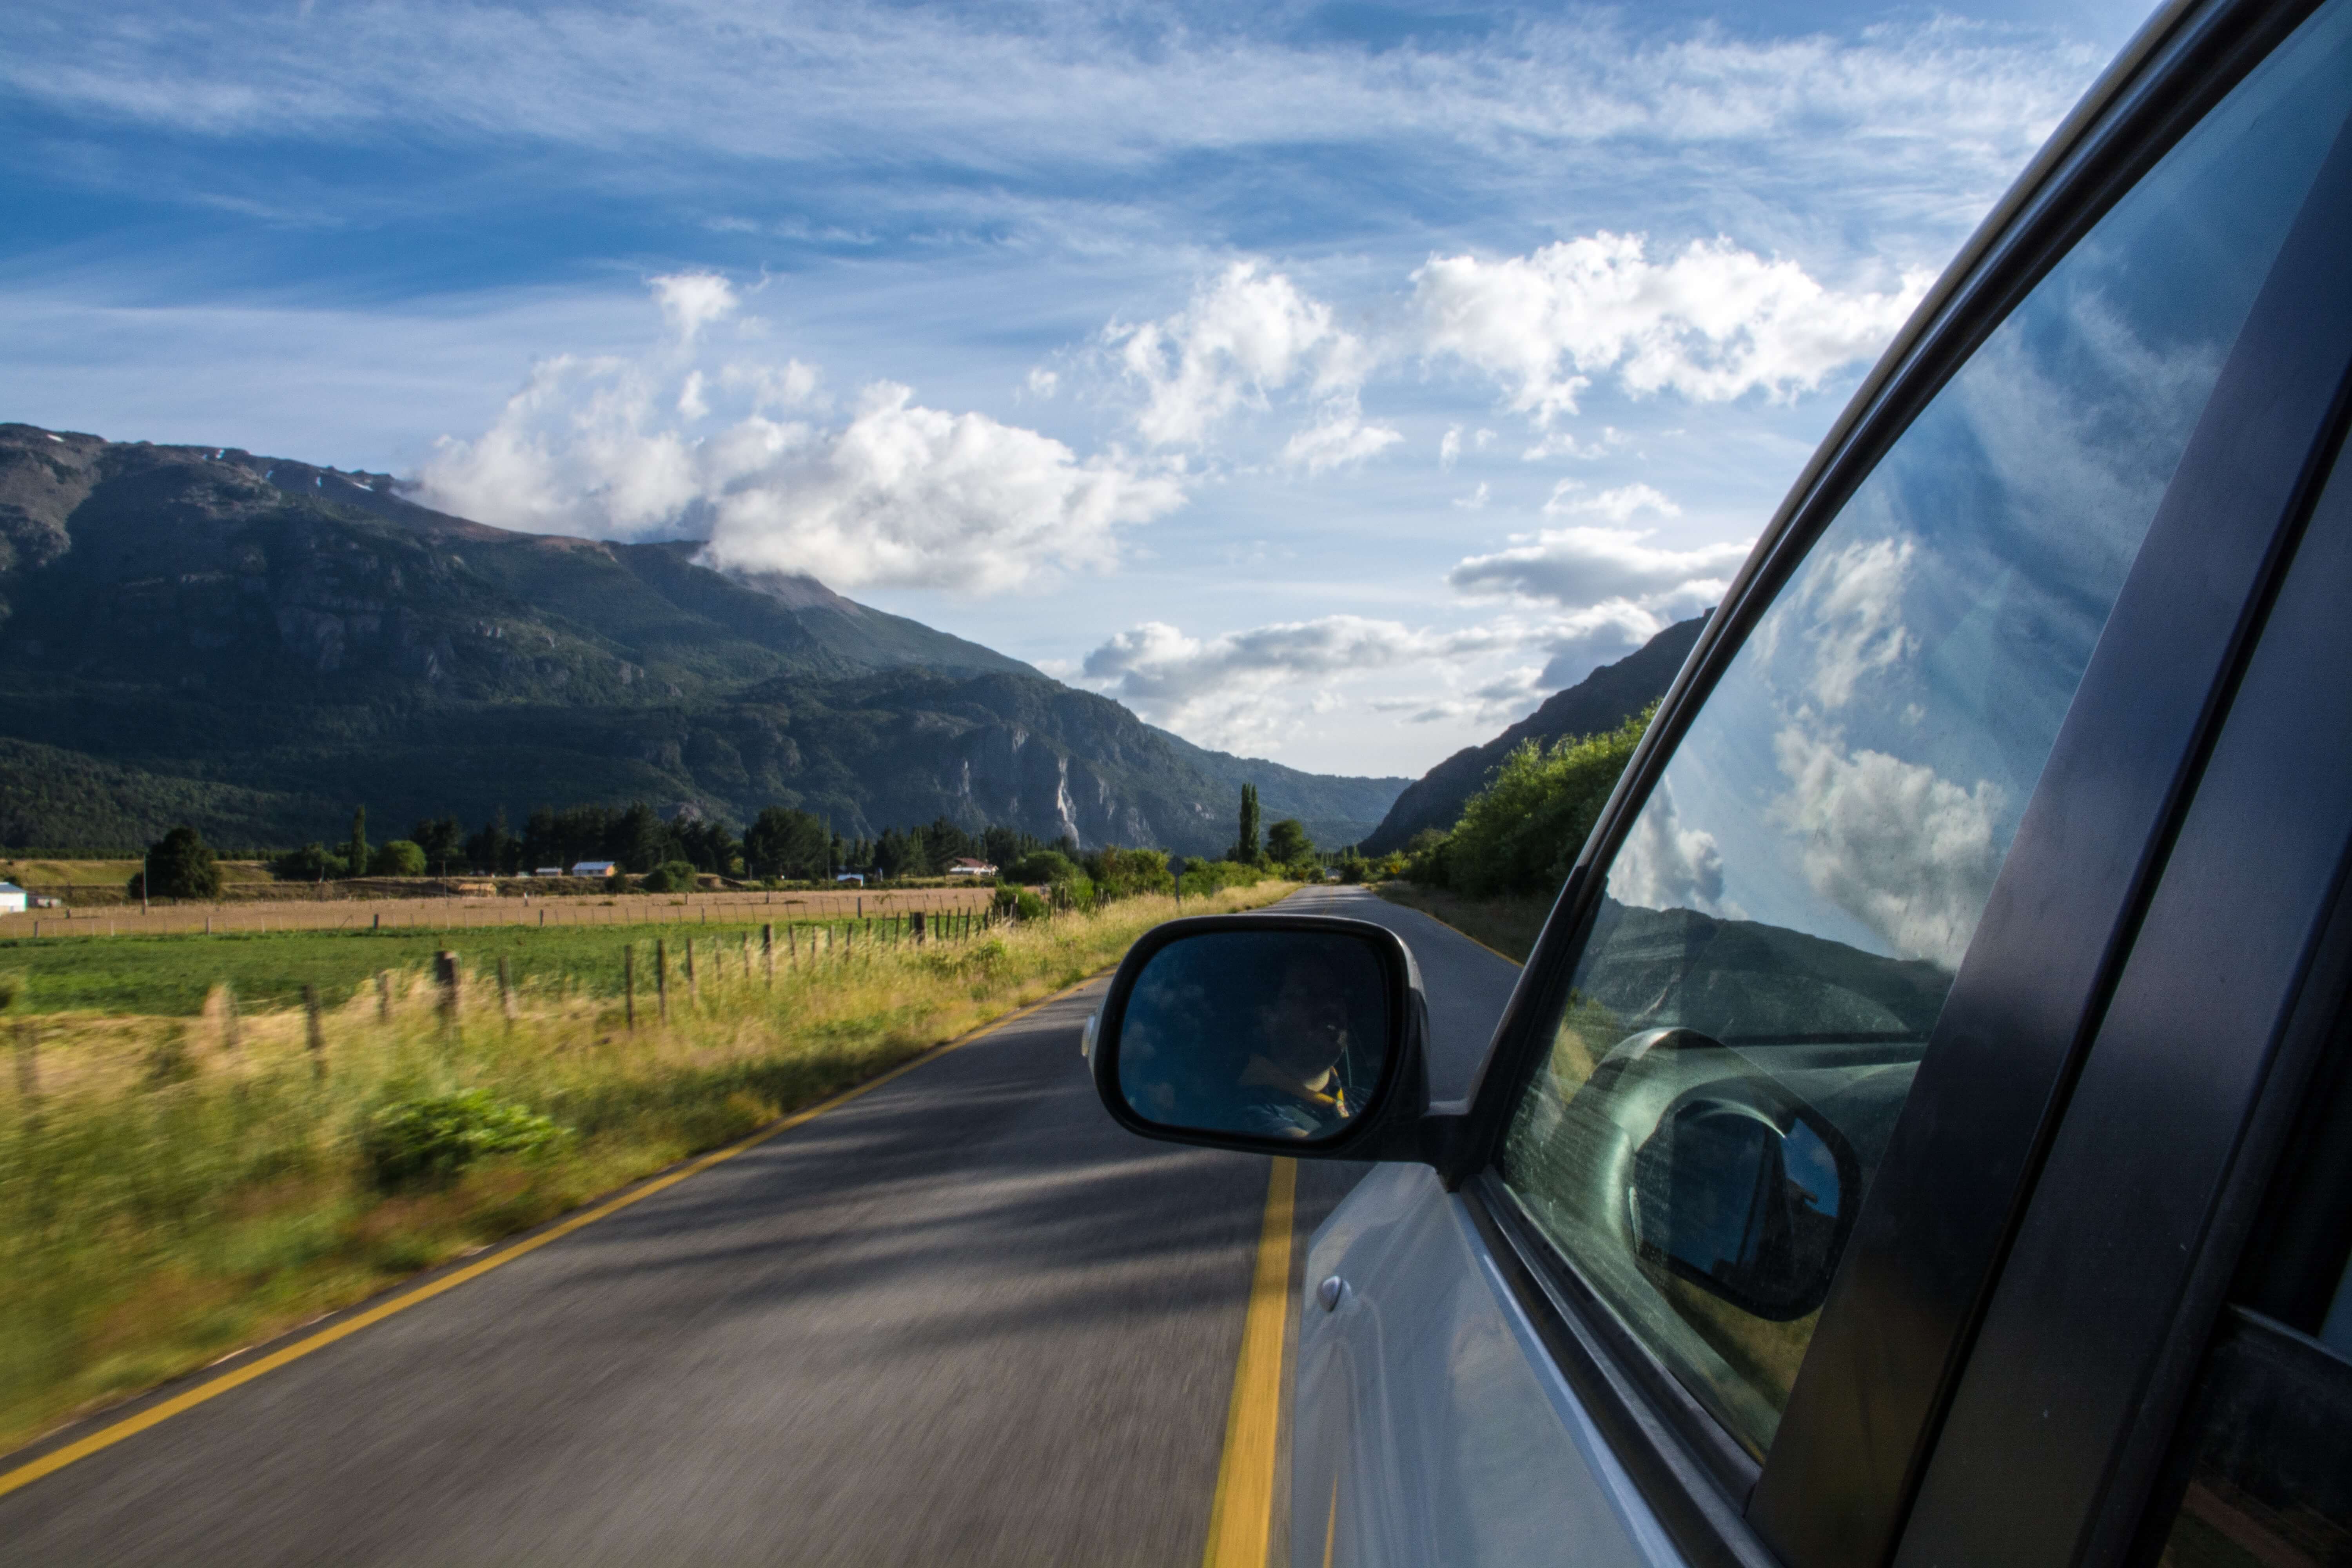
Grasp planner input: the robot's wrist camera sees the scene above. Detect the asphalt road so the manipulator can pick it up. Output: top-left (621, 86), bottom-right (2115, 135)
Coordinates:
top-left (0, 887), bottom-right (1522, 1566)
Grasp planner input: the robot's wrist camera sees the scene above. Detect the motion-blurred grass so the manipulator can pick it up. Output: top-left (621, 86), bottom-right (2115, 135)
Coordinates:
top-left (0, 884), bottom-right (1292, 1453)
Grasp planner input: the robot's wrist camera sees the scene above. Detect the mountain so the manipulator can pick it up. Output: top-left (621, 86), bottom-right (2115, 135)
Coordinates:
top-left (0, 424), bottom-right (1405, 854)
top-left (1358, 615), bottom-right (1706, 855)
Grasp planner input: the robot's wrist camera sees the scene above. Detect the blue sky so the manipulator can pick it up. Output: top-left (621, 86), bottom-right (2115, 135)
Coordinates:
top-left (2, 0), bottom-right (2160, 777)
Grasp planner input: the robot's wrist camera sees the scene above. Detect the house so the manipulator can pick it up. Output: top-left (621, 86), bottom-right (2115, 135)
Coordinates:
top-left (833, 871), bottom-right (866, 886)
top-left (0, 882), bottom-right (25, 914)
top-left (946, 858), bottom-right (998, 878)
top-left (531, 866), bottom-right (563, 878)
top-left (570, 860), bottom-right (619, 878)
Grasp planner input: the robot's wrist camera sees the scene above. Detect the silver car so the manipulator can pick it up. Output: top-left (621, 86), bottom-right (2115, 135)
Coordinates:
top-left (1090, 0), bottom-right (2352, 1561)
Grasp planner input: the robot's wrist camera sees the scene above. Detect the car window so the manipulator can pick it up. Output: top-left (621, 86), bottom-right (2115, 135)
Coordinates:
top-left (2141, 1017), bottom-right (2352, 1568)
top-left (1497, 2), bottom-right (2352, 1463)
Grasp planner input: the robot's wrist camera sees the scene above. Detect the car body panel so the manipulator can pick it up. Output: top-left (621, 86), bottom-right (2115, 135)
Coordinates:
top-left (1297, 1163), bottom-right (1684, 1568)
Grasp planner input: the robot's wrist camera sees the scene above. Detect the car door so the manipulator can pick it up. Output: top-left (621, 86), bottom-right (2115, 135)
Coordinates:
top-left (1294, 1), bottom-right (2352, 1563)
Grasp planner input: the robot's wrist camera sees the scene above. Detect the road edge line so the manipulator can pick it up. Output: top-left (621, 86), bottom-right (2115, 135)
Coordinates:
top-left (1202, 1156), bottom-right (1296, 1568)
top-left (0, 976), bottom-right (1102, 1501)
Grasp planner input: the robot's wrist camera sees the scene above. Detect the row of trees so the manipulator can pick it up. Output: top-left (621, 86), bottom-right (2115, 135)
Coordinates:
top-left (256, 802), bottom-right (1068, 886)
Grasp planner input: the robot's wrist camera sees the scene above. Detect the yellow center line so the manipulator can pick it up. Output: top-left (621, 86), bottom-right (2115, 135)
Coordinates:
top-left (0, 979), bottom-right (1101, 1502)
top-left (1202, 1156), bottom-right (1296, 1568)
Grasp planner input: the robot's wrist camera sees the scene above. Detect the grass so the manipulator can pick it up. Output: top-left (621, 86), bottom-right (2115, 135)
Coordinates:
top-left (0, 882), bottom-right (1294, 1454)
top-left (1374, 881), bottom-right (1551, 964)
top-left (0, 912), bottom-right (973, 1017)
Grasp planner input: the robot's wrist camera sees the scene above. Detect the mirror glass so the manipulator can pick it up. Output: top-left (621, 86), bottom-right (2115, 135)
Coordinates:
top-left (1114, 931), bottom-right (1391, 1142)
top-left (1630, 1094), bottom-right (1849, 1321)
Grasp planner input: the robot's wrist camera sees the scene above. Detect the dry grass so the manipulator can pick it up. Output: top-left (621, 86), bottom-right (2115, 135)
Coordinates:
top-left (0, 883), bottom-right (1293, 1453)
top-left (1373, 882), bottom-right (1548, 964)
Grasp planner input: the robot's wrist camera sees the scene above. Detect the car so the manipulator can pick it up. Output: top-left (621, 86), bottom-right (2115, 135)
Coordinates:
top-left (1085, 0), bottom-right (2352, 1562)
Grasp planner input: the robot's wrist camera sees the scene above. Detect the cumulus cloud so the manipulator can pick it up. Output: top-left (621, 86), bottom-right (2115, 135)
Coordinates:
top-left (1448, 517), bottom-right (1749, 608)
top-left (1415, 232), bottom-right (1930, 427)
top-left (1080, 613), bottom-right (1519, 752)
top-left (1454, 482), bottom-right (1490, 510)
top-left (1771, 726), bottom-right (2005, 968)
top-left (419, 272), bottom-right (1183, 592)
top-left (1791, 536), bottom-right (1916, 709)
top-left (1612, 781), bottom-right (1730, 916)
top-left (1109, 261), bottom-right (1396, 472)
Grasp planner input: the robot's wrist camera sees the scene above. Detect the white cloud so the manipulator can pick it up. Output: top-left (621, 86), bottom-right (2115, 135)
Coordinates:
top-left (1770, 726), bottom-right (2005, 968)
top-left (1109, 260), bottom-right (1396, 472)
top-left (1612, 781), bottom-right (1730, 916)
top-left (1415, 232), bottom-right (1931, 428)
top-left (1792, 536), bottom-right (1916, 710)
top-left (1439, 425), bottom-right (1463, 469)
top-left (1543, 480), bottom-right (1681, 523)
top-left (1454, 482), bottom-right (1490, 511)
top-left (1522, 425), bottom-right (1630, 461)
top-left (1448, 518), bottom-right (1749, 608)
top-left (1080, 613), bottom-right (1518, 753)
top-left (699, 384), bottom-right (1185, 592)
top-left (419, 273), bottom-right (1183, 592)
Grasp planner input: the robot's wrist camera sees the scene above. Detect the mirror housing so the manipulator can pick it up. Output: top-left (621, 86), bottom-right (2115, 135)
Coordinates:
top-left (1089, 914), bottom-right (1435, 1162)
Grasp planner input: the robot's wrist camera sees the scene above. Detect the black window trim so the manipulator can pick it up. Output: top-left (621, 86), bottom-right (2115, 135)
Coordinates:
top-left (1425, 3), bottom-right (2346, 1566)
top-left (1892, 300), bottom-right (2352, 1565)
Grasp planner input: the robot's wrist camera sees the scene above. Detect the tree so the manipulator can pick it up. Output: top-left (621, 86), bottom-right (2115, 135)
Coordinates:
top-left (347, 806), bottom-right (369, 882)
top-left (611, 801), bottom-right (671, 874)
top-left (744, 806), bottom-right (829, 880)
top-left (1265, 818), bottom-right (1312, 865)
top-left (371, 840), bottom-right (428, 877)
top-left (465, 809), bottom-right (520, 876)
top-left (412, 815), bottom-right (465, 877)
top-left (1233, 782), bottom-right (1261, 864)
top-left (134, 825), bottom-right (223, 900)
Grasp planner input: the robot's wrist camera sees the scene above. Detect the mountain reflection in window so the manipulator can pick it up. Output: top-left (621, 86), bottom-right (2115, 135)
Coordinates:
top-left (1501, 1), bottom-right (2352, 1463)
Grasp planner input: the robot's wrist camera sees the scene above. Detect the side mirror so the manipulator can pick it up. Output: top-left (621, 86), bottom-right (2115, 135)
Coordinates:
top-left (1091, 915), bottom-right (1430, 1159)
top-left (1626, 1066), bottom-right (1859, 1322)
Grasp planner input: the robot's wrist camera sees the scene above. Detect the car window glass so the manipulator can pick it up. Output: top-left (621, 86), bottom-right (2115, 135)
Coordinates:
top-left (2143, 1012), bottom-right (2352, 1568)
top-left (1499, 3), bottom-right (2352, 1462)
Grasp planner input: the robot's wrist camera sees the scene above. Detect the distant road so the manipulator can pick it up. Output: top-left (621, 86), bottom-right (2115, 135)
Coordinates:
top-left (0, 887), bottom-right (1521, 1565)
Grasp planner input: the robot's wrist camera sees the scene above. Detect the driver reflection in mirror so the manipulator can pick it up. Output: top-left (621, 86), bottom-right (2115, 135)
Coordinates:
top-left (1236, 951), bottom-right (1358, 1138)
top-left (1117, 931), bottom-right (1385, 1142)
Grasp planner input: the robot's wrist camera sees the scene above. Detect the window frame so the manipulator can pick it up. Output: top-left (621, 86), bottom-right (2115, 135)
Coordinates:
top-left (1429, 2), bottom-right (2349, 1564)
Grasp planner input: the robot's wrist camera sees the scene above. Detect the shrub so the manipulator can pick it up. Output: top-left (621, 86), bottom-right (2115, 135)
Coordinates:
top-left (370, 840), bottom-right (428, 878)
top-left (640, 860), bottom-right (700, 893)
top-left (271, 843), bottom-right (348, 882)
top-left (1083, 846), bottom-right (1174, 900)
top-left (1009, 888), bottom-right (1049, 921)
top-left (1442, 706), bottom-right (1652, 897)
top-left (1178, 858), bottom-right (1266, 899)
top-left (360, 1090), bottom-right (566, 1191)
top-left (1004, 849), bottom-right (1078, 885)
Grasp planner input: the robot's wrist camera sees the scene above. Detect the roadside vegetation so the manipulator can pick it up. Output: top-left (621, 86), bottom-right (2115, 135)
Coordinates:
top-left (1378, 705), bottom-right (1654, 956)
top-left (0, 878), bottom-right (1292, 1453)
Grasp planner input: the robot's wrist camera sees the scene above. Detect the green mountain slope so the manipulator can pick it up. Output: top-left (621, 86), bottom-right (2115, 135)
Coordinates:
top-left (0, 425), bottom-right (1405, 853)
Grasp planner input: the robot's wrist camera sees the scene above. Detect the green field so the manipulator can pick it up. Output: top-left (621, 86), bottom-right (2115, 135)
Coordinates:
top-left (0, 913), bottom-right (940, 1017)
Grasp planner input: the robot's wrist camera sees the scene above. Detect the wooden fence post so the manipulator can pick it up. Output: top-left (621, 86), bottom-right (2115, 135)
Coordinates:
top-left (912, 909), bottom-right (926, 945)
top-left (762, 923), bottom-right (775, 985)
top-left (377, 970), bottom-right (392, 1022)
top-left (497, 955), bottom-right (516, 1024)
top-left (222, 984), bottom-right (241, 1054)
top-left (303, 985), bottom-right (327, 1078)
top-left (656, 938), bottom-right (669, 1021)
top-left (434, 950), bottom-right (461, 1026)
top-left (624, 945), bottom-right (637, 1031)
top-left (684, 935), bottom-right (698, 998)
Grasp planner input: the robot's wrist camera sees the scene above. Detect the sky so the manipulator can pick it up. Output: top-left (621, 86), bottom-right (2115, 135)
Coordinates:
top-left (0, 0), bottom-right (2164, 779)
